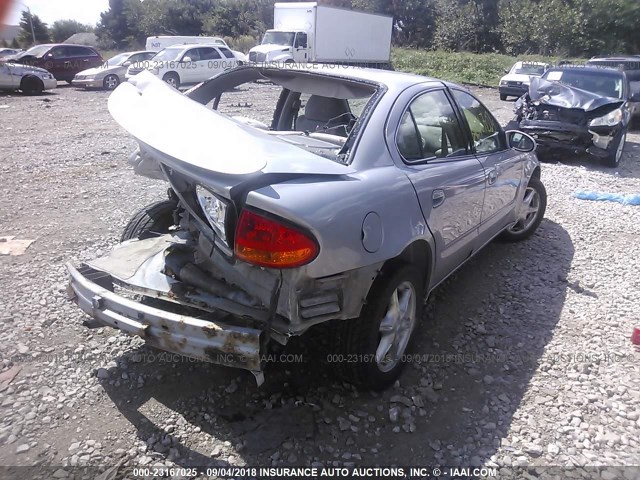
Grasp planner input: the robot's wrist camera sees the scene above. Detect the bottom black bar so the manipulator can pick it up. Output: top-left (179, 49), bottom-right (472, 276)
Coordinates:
top-left (0, 465), bottom-right (637, 480)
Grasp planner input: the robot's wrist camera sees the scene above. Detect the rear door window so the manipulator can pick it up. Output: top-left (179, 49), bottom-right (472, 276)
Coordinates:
top-left (396, 89), bottom-right (469, 162)
top-left (67, 46), bottom-right (95, 57)
top-left (198, 47), bottom-right (221, 61)
top-left (218, 47), bottom-right (235, 59)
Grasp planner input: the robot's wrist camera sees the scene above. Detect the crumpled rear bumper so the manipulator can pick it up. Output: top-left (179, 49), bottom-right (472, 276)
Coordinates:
top-left (66, 261), bottom-right (264, 382)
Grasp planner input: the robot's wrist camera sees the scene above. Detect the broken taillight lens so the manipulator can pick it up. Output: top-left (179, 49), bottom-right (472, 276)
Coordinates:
top-left (234, 210), bottom-right (319, 269)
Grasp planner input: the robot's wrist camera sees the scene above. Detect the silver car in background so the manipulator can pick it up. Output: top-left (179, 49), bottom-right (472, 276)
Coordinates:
top-left (72, 50), bottom-right (156, 90)
top-left (66, 66), bottom-right (546, 390)
top-left (0, 60), bottom-right (56, 95)
top-left (0, 48), bottom-right (23, 59)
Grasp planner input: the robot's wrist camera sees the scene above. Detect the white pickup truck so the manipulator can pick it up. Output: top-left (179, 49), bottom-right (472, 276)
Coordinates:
top-left (249, 2), bottom-right (393, 67)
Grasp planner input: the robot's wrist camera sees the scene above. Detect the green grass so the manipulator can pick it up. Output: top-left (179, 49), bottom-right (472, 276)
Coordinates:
top-left (392, 48), bottom-right (584, 87)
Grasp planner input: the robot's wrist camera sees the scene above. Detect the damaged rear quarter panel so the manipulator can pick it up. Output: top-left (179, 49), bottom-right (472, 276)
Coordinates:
top-left (243, 166), bottom-right (433, 322)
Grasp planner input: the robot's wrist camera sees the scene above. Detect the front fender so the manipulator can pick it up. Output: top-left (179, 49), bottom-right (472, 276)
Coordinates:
top-left (523, 152), bottom-right (541, 181)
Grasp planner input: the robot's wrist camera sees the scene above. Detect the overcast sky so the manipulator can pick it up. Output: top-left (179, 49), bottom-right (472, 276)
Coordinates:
top-left (6, 0), bottom-right (109, 26)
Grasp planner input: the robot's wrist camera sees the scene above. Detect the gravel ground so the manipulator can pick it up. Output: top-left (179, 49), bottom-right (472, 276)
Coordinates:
top-left (0, 80), bottom-right (639, 477)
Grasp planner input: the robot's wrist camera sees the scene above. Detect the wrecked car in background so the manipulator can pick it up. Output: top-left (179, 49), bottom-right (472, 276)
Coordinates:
top-left (66, 65), bottom-right (546, 390)
top-left (515, 65), bottom-right (640, 167)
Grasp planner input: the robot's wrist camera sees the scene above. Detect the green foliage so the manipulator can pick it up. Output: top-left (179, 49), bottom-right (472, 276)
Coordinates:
top-left (141, 0), bottom-right (216, 36)
top-left (18, 11), bottom-right (50, 47)
top-left (352, 0), bottom-right (437, 47)
top-left (1, 39), bottom-right (8, 48)
top-left (202, 0), bottom-right (273, 39)
top-left (95, 0), bottom-right (640, 56)
top-left (392, 48), bottom-right (581, 86)
top-left (10, 38), bottom-right (20, 49)
top-left (500, 0), bottom-right (640, 56)
top-left (96, 0), bottom-right (144, 49)
top-left (224, 35), bottom-right (259, 53)
top-left (51, 20), bottom-right (94, 43)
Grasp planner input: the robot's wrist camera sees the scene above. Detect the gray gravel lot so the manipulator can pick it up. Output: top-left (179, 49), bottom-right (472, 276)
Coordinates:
top-left (0, 80), bottom-right (639, 476)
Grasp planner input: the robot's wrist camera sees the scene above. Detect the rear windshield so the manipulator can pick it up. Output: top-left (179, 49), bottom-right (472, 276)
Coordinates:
top-left (105, 53), bottom-right (130, 66)
top-left (588, 59), bottom-right (640, 71)
top-left (543, 69), bottom-right (624, 99)
top-left (513, 64), bottom-right (546, 75)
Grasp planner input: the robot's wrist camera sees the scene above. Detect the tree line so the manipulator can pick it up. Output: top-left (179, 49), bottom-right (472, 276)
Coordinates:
top-left (12, 0), bottom-right (640, 57)
top-left (4, 11), bottom-right (95, 48)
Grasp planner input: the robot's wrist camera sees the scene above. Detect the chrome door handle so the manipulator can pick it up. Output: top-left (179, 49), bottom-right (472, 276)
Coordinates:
top-left (432, 189), bottom-right (445, 208)
top-left (487, 169), bottom-right (497, 185)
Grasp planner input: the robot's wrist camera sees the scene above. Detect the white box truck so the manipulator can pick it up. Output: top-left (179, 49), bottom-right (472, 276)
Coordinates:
top-left (248, 2), bottom-right (393, 67)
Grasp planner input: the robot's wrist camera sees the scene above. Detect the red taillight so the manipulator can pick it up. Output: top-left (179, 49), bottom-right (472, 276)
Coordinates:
top-left (234, 210), bottom-right (319, 268)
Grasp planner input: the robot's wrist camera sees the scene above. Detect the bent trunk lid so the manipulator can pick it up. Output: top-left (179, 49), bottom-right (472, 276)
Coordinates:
top-left (108, 71), bottom-right (354, 178)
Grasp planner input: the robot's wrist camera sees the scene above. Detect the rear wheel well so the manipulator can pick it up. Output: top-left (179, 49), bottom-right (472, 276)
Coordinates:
top-left (380, 240), bottom-right (432, 296)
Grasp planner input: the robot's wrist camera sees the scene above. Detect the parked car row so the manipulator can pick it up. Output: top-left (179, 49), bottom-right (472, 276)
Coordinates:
top-left (0, 36), bottom-right (246, 95)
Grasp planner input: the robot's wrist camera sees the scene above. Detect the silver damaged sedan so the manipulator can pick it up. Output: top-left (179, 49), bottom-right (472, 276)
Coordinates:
top-left (66, 65), bottom-right (546, 390)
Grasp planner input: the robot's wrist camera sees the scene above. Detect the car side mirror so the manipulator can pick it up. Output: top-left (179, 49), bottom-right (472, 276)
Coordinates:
top-left (122, 61), bottom-right (131, 67)
top-left (45, 53), bottom-right (54, 59)
top-left (504, 68), bottom-right (509, 74)
top-left (182, 56), bottom-right (192, 63)
top-left (506, 130), bottom-right (536, 153)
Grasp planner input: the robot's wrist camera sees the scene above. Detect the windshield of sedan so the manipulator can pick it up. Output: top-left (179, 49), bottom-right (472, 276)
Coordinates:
top-left (513, 64), bottom-right (546, 75)
top-left (262, 31), bottom-right (295, 46)
top-left (20, 45), bottom-right (51, 58)
top-left (543, 69), bottom-right (624, 99)
top-left (105, 53), bottom-right (131, 66)
top-left (151, 47), bottom-right (183, 62)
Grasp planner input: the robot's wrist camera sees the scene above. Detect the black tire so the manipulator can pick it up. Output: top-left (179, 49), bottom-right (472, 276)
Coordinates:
top-left (20, 75), bottom-right (44, 95)
top-left (162, 72), bottom-right (180, 89)
top-left (121, 200), bottom-right (177, 242)
top-left (500, 94), bottom-right (508, 101)
top-left (66, 79), bottom-right (73, 85)
top-left (500, 176), bottom-right (547, 242)
top-left (332, 264), bottom-right (424, 391)
top-left (103, 74), bottom-right (120, 90)
top-left (601, 130), bottom-right (626, 168)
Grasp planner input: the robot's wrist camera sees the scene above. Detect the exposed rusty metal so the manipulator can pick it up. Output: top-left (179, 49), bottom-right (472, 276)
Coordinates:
top-left (66, 262), bottom-right (263, 375)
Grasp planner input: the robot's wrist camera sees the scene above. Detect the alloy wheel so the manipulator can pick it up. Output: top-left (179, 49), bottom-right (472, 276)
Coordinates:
top-left (508, 186), bottom-right (541, 234)
top-left (376, 281), bottom-right (417, 373)
top-left (104, 75), bottom-right (119, 90)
